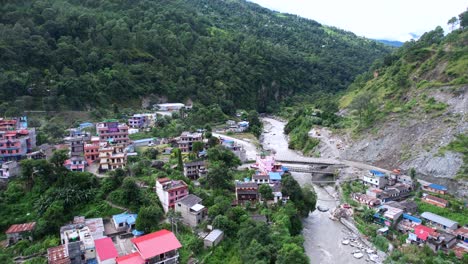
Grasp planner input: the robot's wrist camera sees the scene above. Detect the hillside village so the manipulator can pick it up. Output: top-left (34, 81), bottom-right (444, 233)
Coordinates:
top-left (0, 102), bottom-right (467, 263)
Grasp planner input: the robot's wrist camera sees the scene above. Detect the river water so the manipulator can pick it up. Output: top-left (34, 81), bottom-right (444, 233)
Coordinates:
top-left (261, 117), bottom-right (365, 264)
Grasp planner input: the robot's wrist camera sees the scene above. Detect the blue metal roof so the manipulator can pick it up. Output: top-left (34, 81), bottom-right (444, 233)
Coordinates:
top-left (132, 229), bottom-right (144, 237)
top-left (428, 183), bottom-right (447, 191)
top-left (112, 213), bottom-right (138, 225)
top-left (268, 172), bottom-right (282, 181)
top-left (403, 213), bottom-right (422, 224)
top-left (133, 138), bottom-right (155, 144)
top-left (370, 170), bottom-right (386, 177)
top-left (282, 166), bottom-right (289, 172)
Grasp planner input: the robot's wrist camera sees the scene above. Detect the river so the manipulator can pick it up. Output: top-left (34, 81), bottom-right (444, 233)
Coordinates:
top-left (261, 117), bottom-right (365, 264)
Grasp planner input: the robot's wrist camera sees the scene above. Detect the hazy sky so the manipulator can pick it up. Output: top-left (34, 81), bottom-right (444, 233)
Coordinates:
top-left (248, 0), bottom-right (467, 41)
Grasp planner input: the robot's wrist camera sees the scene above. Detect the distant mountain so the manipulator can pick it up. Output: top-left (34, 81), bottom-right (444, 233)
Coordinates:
top-left (374, 39), bottom-right (404, 47)
top-left (0, 0), bottom-right (390, 112)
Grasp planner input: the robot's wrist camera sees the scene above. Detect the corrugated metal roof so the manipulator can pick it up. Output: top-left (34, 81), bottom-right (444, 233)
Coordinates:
top-left (132, 229), bottom-right (182, 260)
top-left (428, 183), bottom-right (447, 191)
top-left (421, 212), bottom-right (458, 227)
top-left (205, 229), bottom-right (223, 242)
top-left (5, 222), bottom-right (36, 234)
top-left (403, 213), bottom-right (422, 224)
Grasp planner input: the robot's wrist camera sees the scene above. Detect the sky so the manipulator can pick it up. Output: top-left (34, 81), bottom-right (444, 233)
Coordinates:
top-left (248, 0), bottom-right (468, 42)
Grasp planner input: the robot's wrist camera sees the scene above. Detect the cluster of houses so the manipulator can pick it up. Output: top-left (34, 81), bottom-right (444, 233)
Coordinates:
top-left (352, 170), bottom-right (467, 258)
top-left (225, 120), bottom-right (249, 133)
top-left (0, 117), bottom-right (36, 180)
top-left (235, 153), bottom-right (289, 204)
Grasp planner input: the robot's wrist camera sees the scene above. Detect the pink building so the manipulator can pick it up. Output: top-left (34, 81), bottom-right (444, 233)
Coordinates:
top-left (0, 129), bottom-right (36, 162)
top-left (177, 132), bottom-right (202, 153)
top-left (156, 178), bottom-right (188, 212)
top-left (96, 120), bottom-right (129, 146)
top-left (256, 154), bottom-right (282, 174)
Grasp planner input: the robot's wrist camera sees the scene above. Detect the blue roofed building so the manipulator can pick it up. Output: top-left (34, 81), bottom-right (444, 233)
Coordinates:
top-left (268, 172), bottom-right (282, 183)
top-left (363, 170), bottom-right (388, 189)
top-left (423, 183), bottom-right (448, 195)
top-left (112, 213), bottom-right (138, 233)
top-left (402, 213), bottom-right (422, 224)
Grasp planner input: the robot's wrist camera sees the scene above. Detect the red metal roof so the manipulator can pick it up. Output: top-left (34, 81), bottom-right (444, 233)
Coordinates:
top-left (131, 229), bottom-right (182, 260)
top-left (414, 225), bottom-right (438, 241)
top-left (5, 222), bottom-right (36, 234)
top-left (95, 237), bottom-right (119, 261)
top-left (47, 244), bottom-right (70, 264)
top-left (116, 252), bottom-right (144, 264)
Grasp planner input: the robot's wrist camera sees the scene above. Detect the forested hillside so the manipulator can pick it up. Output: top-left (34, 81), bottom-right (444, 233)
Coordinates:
top-left (0, 0), bottom-right (389, 113)
top-left (340, 12), bottom-right (468, 185)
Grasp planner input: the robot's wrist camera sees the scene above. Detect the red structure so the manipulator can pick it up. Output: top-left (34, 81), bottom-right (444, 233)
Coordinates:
top-left (414, 225), bottom-right (438, 241)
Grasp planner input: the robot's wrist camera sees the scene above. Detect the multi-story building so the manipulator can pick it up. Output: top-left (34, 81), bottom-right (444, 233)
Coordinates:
top-left (60, 223), bottom-right (96, 263)
top-left (235, 182), bottom-right (258, 203)
top-left (221, 138), bottom-right (246, 162)
top-left (175, 194), bottom-right (206, 227)
top-left (177, 132), bottom-right (202, 153)
top-left (362, 170), bottom-right (388, 189)
top-left (116, 230), bottom-right (182, 264)
top-left (65, 156), bottom-right (87, 172)
top-left (98, 144), bottom-right (127, 172)
top-left (183, 161), bottom-right (207, 179)
top-left (156, 178), bottom-right (188, 212)
top-left (96, 120), bottom-right (129, 146)
top-left (84, 137), bottom-right (100, 164)
top-left (0, 126), bottom-right (36, 162)
top-left (255, 154), bottom-right (283, 174)
top-left (128, 114), bottom-right (156, 129)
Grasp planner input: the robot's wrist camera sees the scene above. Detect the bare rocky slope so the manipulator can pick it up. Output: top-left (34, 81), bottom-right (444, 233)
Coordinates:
top-left (339, 27), bottom-right (468, 196)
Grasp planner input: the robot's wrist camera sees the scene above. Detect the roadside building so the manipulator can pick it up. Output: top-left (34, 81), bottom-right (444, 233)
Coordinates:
top-left (423, 183), bottom-right (448, 195)
top-left (374, 205), bottom-right (403, 226)
top-left (5, 222), bottom-right (36, 245)
top-left (235, 181), bottom-right (258, 203)
top-left (362, 170), bottom-right (388, 189)
top-left (0, 127), bottom-right (36, 162)
top-left (0, 160), bottom-right (20, 180)
top-left (96, 120), bottom-right (129, 146)
top-left (409, 225), bottom-right (439, 243)
top-left (177, 132), bottom-right (202, 153)
top-left (385, 200), bottom-right (418, 214)
top-left (175, 194), bottom-right (206, 227)
top-left (422, 194), bottom-right (449, 208)
top-left (183, 160), bottom-right (207, 179)
top-left (27, 150), bottom-right (47, 160)
top-left (64, 156), bottom-right (87, 172)
top-left (220, 138), bottom-right (246, 162)
top-left (116, 229), bottom-right (182, 264)
top-left (421, 212), bottom-right (458, 230)
top-left (252, 172), bottom-right (269, 184)
top-left (396, 174), bottom-right (414, 187)
top-left (156, 178), bottom-right (189, 212)
top-left (204, 229), bottom-right (224, 248)
top-left (128, 114), bottom-right (148, 129)
top-left (94, 237), bottom-right (118, 264)
top-left (256, 154), bottom-right (283, 174)
top-left (60, 223), bottom-right (96, 262)
top-left (427, 231), bottom-right (457, 252)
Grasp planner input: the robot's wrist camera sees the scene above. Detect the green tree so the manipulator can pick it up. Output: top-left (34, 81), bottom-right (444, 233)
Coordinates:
top-left (191, 141), bottom-right (204, 156)
top-left (362, 207), bottom-right (376, 223)
top-left (205, 162), bottom-right (233, 190)
top-left (207, 146), bottom-right (241, 168)
top-left (136, 206), bottom-right (163, 233)
top-left (259, 184), bottom-right (274, 201)
top-left (448, 16), bottom-right (459, 31)
top-left (409, 168), bottom-right (416, 180)
top-left (349, 92), bottom-right (377, 126)
top-left (174, 148), bottom-right (183, 171)
top-left (276, 243), bottom-right (309, 264)
top-left (50, 149), bottom-right (69, 168)
top-left (121, 177), bottom-right (140, 205)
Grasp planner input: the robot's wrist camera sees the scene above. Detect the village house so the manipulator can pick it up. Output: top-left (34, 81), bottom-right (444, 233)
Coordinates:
top-left (98, 144), bottom-right (127, 172)
top-left (96, 120), bottom-right (129, 146)
top-left (421, 212), bottom-right (458, 230)
top-left (183, 160), bottom-right (207, 179)
top-left (94, 237), bottom-right (119, 264)
top-left (352, 193), bottom-right (381, 207)
top-left (452, 243), bottom-right (468, 259)
top-left (84, 137), bottom-right (101, 164)
top-left (396, 174), bottom-right (414, 187)
top-left (422, 194), bottom-right (449, 208)
top-left (116, 229), bottom-right (182, 264)
top-left (255, 154), bottom-right (283, 174)
top-left (0, 160), bottom-right (20, 180)
top-left (60, 223), bottom-right (96, 262)
top-left (72, 216), bottom-right (105, 240)
top-left (374, 205), bottom-right (403, 227)
top-left (0, 126), bottom-right (36, 162)
top-left (5, 222), bottom-right (36, 245)
top-left (397, 214), bottom-right (422, 233)
top-left (252, 172), bottom-right (269, 184)
top-left (175, 194), bottom-right (206, 227)
top-left (220, 138), bottom-right (246, 162)
top-left (454, 227), bottom-right (468, 243)
top-left (177, 132), bottom-right (203, 153)
top-left (235, 181), bottom-right (258, 203)
top-left (111, 213), bottom-right (138, 233)
top-left (204, 229), bottom-right (224, 248)
top-left (128, 114), bottom-right (147, 129)
top-left (47, 244), bottom-right (70, 264)
top-left (408, 224), bottom-right (439, 243)
top-left (156, 178), bottom-right (189, 212)
top-left (385, 201), bottom-right (418, 214)
top-left (362, 170), bottom-right (388, 189)
top-left (27, 149), bottom-right (47, 160)
top-left (64, 156), bottom-right (87, 172)
top-left (426, 231), bottom-right (457, 252)
top-left (422, 183), bottom-right (448, 195)
top-left (154, 103), bottom-right (188, 111)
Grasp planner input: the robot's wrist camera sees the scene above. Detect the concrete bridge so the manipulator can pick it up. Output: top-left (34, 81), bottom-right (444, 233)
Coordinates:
top-left (285, 165), bottom-right (337, 175)
top-left (276, 154), bottom-right (343, 166)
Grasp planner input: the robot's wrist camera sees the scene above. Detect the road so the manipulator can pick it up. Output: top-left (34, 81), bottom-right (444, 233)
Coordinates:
top-left (212, 132), bottom-right (258, 161)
